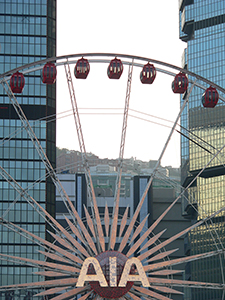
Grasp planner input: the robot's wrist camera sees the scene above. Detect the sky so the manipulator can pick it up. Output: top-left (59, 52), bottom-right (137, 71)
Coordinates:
top-left (56, 1), bottom-right (186, 167)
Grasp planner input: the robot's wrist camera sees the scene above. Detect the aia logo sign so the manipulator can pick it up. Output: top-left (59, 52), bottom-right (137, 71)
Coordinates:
top-left (76, 250), bottom-right (149, 298)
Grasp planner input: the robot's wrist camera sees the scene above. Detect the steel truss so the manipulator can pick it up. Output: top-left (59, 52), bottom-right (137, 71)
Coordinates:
top-left (0, 53), bottom-right (225, 299)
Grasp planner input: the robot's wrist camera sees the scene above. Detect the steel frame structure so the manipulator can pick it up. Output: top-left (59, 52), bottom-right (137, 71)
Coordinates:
top-left (0, 53), bottom-right (225, 299)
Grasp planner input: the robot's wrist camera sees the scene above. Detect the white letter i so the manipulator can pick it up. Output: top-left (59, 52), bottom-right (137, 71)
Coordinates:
top-left (109, 257), bottom-right (117, 287)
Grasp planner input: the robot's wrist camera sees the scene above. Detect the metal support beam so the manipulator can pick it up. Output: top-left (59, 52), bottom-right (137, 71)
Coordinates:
top-left (64, 62), bottom-right (105, 252)
top-left (0, 79), bottom-right (96, 257)
top-left (109, 60), bottom-right (134, 250)
top-left (119, 79), bottom-right (197, 253)
top-left (1, 79), bottom-right (78, 225)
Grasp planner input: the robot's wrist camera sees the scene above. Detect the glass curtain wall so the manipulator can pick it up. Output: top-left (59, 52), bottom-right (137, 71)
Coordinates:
top-left (0, 0), bottom-right (56, 296)
top-left (179, 1), bottom-right (225, 299)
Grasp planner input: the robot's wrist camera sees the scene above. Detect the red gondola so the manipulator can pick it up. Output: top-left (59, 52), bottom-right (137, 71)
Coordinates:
top-left (140, 63), bottom-right (156, 84)
top-left (10, 71), bottom-right (25, 93)
top-left (107, 57), bottom-right (123, 79)
top-left (74, 57), bottom-right (90, 79)
top-left (202, 86), bottom-right (219, 108)
top-left (172, 72), bottom-right (188, 94)
top-left (41, 62), bottom-right (57, 84)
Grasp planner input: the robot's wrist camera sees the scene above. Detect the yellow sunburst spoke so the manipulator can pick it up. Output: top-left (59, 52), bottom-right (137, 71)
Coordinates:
top-left (76, 290), bottom-right (92, 300)
top-left (84, 205), bottom-right (96, 238)
top-left (0, 171), bottom-right (76, 243)
top-left (62, 172), bottom-right (107, 254)
top-left (128, 214), bottom-right (148, 243)
top-left (127, 291), bottom-right (143, 300)
top-left (0, 278), bottom-right (77, 291)
top-left (67, 202), bottom-right (103, 254)
top-left (118, 206), bottom-right (142, 253)
top-left (2, 151), bottom-right (225, 299)
top-left (34, 271), bottom-right (70, 277)
top-left (47, 222), bottom-right (91, 259)
top-left (139, 219), bottom-right (205, 262)
top-left (49, 229), bottom-right (90, 258)
top-left (4, 192), bottom-right (90, 261)
top-left (48, 230), bottom-right (79, 253)
top-left (143, 248), bottom-right (179, 263)
top-left (118, 173), bottom-right (176, 254)
top-left (104, 203), bottom-right (110, 237)
top-left (137, 229), bottom-right (167, 255)
top-left (0, 253), bottom-right (79, 274)
top-left (38, 250), bottom-right (78, 266)
top-left (64, 216), bottom-right (86, 241)
top-left (35, 286), bottom-right (71, 297)
top-left (144, 250), bottom-right (224, 273)
top-left (149, 269), bottom-right (183, 276)
top-left (119, 206), bottom-right (129, 238)
top-left (127, 191), bottom-right (187, 256)
top-left (109, 169), bottom-right (122, 250)
top-left (50, 286), bottom-right (90, 300)
top-left (133, 285), bottom-right (171, 300)
top-left (6, 221), bottom-right (83, 264)
top-left (65, 216), bottom-right (98, 256)
top-left (151, 285), bottom-right (183, 295)
top-left (126, 229), bottom-right (166, 258)
top-left (88, 173), bottom-right (105, 252)
top-left (23, 193), bottom-right (79, 248)
top-left (147, 277), bottom-right (225, 290)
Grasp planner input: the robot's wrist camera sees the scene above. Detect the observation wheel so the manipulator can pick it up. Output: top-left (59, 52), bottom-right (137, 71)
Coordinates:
top-left (0, 53), bottom-right (225, 300)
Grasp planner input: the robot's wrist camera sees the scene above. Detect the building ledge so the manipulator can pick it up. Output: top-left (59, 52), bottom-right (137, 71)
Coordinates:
top-left (182, 175), bottom-right (197, 188)
top-left (190, 165), bottom-right (225, 178)
top-left (179, 0), bottom-right (194, 11)
top-left (183, 203), bottom-right (198, 220)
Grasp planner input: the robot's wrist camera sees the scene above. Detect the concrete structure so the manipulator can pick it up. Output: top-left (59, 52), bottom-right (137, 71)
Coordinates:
top-left (179, 1), bottom-right (225, 299)
top-left (0, 0), bottom-right (56, 297)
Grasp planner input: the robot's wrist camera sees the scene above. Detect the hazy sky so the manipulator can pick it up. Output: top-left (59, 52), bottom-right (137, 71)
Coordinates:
top-left (56, 1), bottom-right (186, 167)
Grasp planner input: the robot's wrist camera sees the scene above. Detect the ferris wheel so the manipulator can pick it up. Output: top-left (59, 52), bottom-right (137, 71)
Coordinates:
top-left (0, 53), bottom-right (225, 300)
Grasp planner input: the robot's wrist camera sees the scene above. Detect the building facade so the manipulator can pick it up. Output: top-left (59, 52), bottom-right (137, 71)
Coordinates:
top-left (0, 1), bottom-right (56, 298)
top-left (179, 1), bottom-right (225, 299)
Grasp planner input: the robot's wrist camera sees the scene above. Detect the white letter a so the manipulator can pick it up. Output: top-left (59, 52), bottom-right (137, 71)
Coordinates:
top-left (76, 257), bottom-right (108, 287)
top-left (119, 257), bottom-right (150, 287)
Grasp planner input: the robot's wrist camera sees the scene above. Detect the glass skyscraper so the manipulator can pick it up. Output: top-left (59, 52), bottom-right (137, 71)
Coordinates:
top-left (0, 0), bottom-right (56, 297)
top-left (179, 1), bottom-right (225, 299)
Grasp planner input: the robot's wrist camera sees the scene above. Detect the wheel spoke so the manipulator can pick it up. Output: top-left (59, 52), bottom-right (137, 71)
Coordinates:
top-left (109, 60), bottom-right (134, 250)
top-left (1, 80), bottom-right (78, 225)
top-left (0, 53), bottom-right (225, 298)
top-left (119, 80), bottom-right (197, 253)
top-left (64, 61), bottom-right (105, 252)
